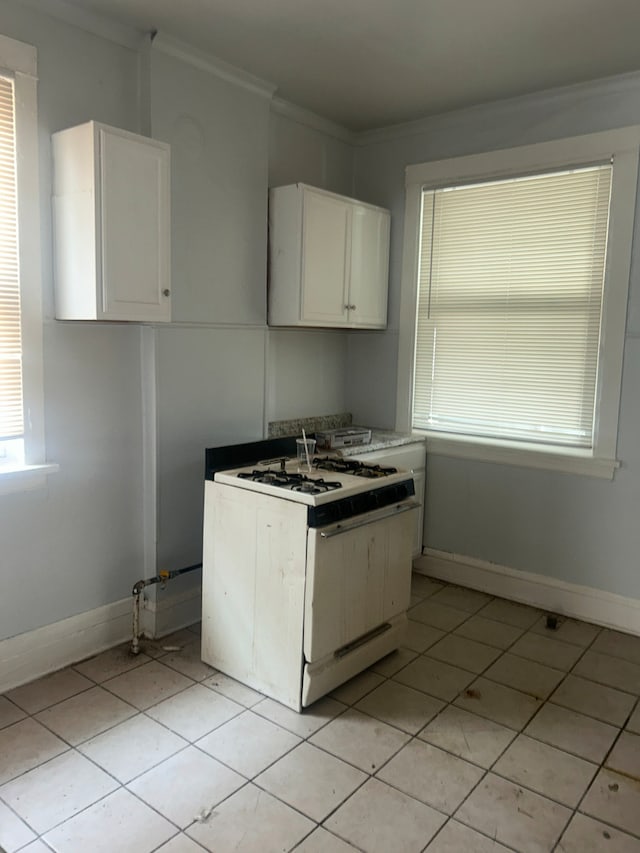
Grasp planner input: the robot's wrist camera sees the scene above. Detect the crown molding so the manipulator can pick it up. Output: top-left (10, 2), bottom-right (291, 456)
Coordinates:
top-left (19, 0), bottom-right (142, 49)
top-left (151, 32), bottom-right (276, 99)
top-left (270, 97), bottom-right (355, 144)
top-left (356, 69), bottom-right (640, 147)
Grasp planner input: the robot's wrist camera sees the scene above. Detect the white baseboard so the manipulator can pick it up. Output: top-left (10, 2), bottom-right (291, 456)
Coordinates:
top-left (416, 548), bottom-right (640, 637)
top-left (0, 598), bottom-right (132, 693)
top-left (140, 584), bottom-right (202, 639)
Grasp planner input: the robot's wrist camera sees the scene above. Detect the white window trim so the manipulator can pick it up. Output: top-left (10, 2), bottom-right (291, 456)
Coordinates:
top-left (396, 127), bottom-right (639, 480)
top-left (0, 34), bottom-right (57, 493)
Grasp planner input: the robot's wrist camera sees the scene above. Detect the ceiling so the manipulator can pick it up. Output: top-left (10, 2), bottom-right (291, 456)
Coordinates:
top-left (60, 0), bottom-right (640, 131)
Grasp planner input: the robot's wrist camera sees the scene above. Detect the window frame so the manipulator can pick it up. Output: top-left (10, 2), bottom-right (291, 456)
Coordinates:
top-left (0, 34), bottom-right (56, 494)
top-left (396, 127), bottom-right (640, 480)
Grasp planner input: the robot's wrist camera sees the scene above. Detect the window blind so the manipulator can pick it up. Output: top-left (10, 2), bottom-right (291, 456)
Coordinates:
top-left (413, 165), bottom-right (612, 448)
top-left (0, 74), bottom-right (22, 441)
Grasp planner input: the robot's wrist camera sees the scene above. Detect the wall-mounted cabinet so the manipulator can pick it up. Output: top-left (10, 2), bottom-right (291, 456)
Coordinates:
top-left (268, 184), bottom-right (390, 329)
top-left (52, 121), bottom-right (171, 322)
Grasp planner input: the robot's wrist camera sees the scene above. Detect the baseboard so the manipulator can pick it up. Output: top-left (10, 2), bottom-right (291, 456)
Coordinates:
top-left (140, 584), bottom-right (202, 639)
top-left (416, 548), bottom-right (640, 637)
top-left (0, 598), bottom-right (132, 693)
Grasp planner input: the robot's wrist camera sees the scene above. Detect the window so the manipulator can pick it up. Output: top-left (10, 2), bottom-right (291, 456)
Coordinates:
top-left (397, 129), bottom-right (639, 478)
top-left (0, 34), bottom-right (52, 491)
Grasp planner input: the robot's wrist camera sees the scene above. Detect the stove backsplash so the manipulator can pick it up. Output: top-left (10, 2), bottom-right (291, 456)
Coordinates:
top-left (268, 412), bottom-right (352, 438)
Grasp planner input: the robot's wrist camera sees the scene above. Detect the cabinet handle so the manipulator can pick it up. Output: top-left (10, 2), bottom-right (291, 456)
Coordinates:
top-left (162, 288), bottom-right (170, 297)
top-left (344, 304), bottom-right (356, 311)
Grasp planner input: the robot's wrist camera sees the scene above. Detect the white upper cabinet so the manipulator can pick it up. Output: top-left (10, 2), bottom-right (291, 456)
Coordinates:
top-left (52, 121), bottom-right (171, 322)
top-left (268, 184), bottom-right (390, 329)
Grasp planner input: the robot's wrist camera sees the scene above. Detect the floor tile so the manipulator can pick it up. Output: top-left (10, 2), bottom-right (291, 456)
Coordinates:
top-left (425, 634), bottom-right (502, 673)
top-left (0, 718), bottom-right (68, 785)
top-left (0, 696), bottom-right (26, 730)
top-left (253, 695), bottom-right (345, 737)
top-left (557, 812), bottom-right (640, 852)
top-left (255, 742), bottom-right (366, 821)
top-left (430, 585), bottom-right (492, 613)
top-left (393, 655), bottom-right (474, 701)
top-left (425, 820), bottom-right (513, 852)
top-left (574, 651), bottom-right (640, 694)
top-left (419, 705), bottom-right (516, 768)
top-left (508, 631), bottom-right (584, 671)
top-left (409, 599), bottom-right (470, 631)
top-left (329, 671), bottom-right (385, 705)
top-left (0, 750), bottom-right (117, 834)
top-left (13, 841), bottom-right (53, 853)
top-left (143, 629), bottom-right (200, 658)
top-left (456, 773), bottom-right (571, 853)
top-left (581, 768), bottom-right (640, 837)
top-left (377, 739), bottom-right (483, 813)
top-left (404, 620), bottom-right (445, 653)
top-left (454, 614), bottom-right (525, 649)
top-left (154, 836), bottom-right (208, 853)
top-left (454, 677), bottom-right (542, 729)
top-left (201, 672), bottom-right (264, 707)
top-left (484, 652), bottom-right (564, 699)
top-left (369, 648), bottom-right (417, 677)
top-left (325, 777), bottom-right (446, 853)
top-left (626, 701), bottom-right (640, 734)
top-left (477, 598), bottom-right (542, 629)
top-left (0, 799), bottom-right (36, 852)
top-left (410, 574), bottom-right (445, 599)
top-left (34, 685), bottom-right (137, 745)
top-left (592, 629), bottom-right (640, 666)
top-left (606, 730), bottom-right (640, 778)
top-left (525, 702), bottom-right (619, 763)
top-left (78, 713), bottom-right (187, 783)
top-left (102, 660), bottom-right (193, 710)
top-left (530, 615), bottom-right (601, 647)
top-left (309, 708), bottom-right (409, 772)
top-left (146, 682), bottom-right (242, 741)
top-left (355, 680), bottom-right (443, 734)
top-left (492, 733), bottom-right (597, 807)
top-left (185, 783), bottom-right (313, 853)
top-left (552, 674), bottom-right (636, 726)
top-left (158, 641), bottom-right (217, 682)
top-left (196, 709), bottom-right (300, 777)
top-left (42, 787), bottom-right (175, 853)
top-left (127, 745), bottom-right (244, 828)
top-left (6, 669), bottom-right (93, 714)
top-left (293, 827), bottom-right (359, 851)
top-left (73, 645), bottom-right (151, 683)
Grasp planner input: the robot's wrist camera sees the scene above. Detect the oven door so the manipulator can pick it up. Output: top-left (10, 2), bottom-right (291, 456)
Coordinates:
top-left (303, 499), bottom-right (419, 664)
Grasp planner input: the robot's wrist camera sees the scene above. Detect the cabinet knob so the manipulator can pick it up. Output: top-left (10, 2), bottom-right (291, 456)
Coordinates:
top-left (162, 288), bottom-right (170, 297)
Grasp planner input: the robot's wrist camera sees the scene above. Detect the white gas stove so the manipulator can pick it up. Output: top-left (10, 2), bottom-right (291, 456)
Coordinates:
top-left (202, 443), bottom-right (419, 711)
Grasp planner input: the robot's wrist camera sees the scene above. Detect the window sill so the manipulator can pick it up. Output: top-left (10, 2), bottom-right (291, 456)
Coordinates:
top-left (418, 432), bottom-right (619, 479)
top-left (0, 463), bottom-right (60, 495)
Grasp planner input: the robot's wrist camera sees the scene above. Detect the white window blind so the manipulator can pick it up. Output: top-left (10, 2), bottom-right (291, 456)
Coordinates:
top-left (413, 165), bottom-right (612, 448)
top-left (0, 73), bottom-right (22, 441)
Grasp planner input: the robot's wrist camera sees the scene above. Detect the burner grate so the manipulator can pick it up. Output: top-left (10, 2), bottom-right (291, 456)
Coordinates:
top-left (312, 457), bottom-right (398, 478)
top-left (237, 469), bottom-right (342, 493)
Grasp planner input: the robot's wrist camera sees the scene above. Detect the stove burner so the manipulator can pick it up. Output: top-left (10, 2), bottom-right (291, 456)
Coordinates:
top-left (312, 457), bottom-right (398, 478)
top-left (292, 478), bottom-right (343, 494)
top-left (236, 469), bottom-right (342, 493)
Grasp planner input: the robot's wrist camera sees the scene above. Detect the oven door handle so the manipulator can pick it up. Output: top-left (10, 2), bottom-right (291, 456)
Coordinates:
top-left (319, 500), bottom-right (420, 538)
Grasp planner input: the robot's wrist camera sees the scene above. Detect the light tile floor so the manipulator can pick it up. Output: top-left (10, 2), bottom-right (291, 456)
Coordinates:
top-left (2, 575), bottom-right (640, 852)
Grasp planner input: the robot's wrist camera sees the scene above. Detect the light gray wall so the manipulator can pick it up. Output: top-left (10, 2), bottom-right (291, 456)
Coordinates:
top-left (0, 3), bottom-right (356, 642)
top-left (351, 78), bottom-right (640, 597)
top-left (0, 1), bottom-right (144, 642)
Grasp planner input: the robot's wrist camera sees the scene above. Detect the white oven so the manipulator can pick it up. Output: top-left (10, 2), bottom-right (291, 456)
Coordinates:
top-left (201, 453), bottom-right (418, 711)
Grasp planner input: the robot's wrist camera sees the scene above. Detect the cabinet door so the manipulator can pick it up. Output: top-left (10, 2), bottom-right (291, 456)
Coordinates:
top-left (300, 189), bottom-right (349, 325)
top-left (348, 204), bottom-right (389, 328)
top-left (99, 128), bottom-right (170, 322)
